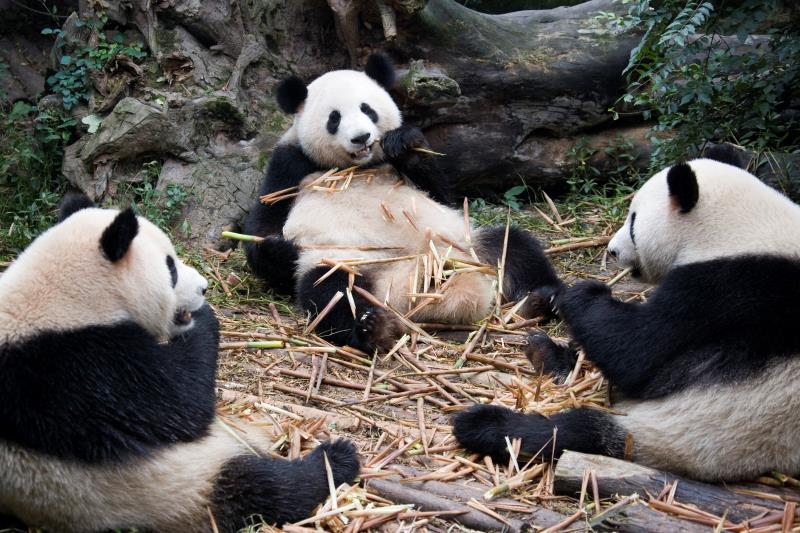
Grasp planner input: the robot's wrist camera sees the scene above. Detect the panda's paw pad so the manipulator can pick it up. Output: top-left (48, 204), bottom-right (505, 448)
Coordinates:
top-left (314, 439), bottom-right (361, 486)
top-left (525, 331), bottom-right (578, 381)
top-left (351, 307), bottom-right (403, 353)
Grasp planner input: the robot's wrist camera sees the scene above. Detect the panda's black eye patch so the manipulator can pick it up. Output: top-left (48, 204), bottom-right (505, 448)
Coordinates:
top-left (360, 103), bottom-right (378, 123)
top-left (629, 212), bottom-right (636, 245)
top-left (166, 255), bottom-right (178, 288)
top-left (327, 110), bottom-right (341, 134)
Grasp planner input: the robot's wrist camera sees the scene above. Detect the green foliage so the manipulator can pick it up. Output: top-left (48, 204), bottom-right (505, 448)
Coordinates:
top-left (122, 160), bottom-right (191, 235)
top-left (612, 0), bottom-right (800, 167)
top-left (0, 101), bottom-right (75, 258)
top-left (566, 135), bottom-right (642, 196)
top-left (43, 14), bottom-right (146, 109)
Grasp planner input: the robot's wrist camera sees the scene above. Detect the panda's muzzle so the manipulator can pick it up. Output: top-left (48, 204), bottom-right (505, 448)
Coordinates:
top-left (349, 142), bottom-right (374, 160)
top-left (173, 308), bottom-right (193, 326)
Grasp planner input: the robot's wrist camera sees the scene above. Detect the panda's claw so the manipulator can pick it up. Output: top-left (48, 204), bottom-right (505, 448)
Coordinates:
top-left (349, 306), bottom-right (403, 353)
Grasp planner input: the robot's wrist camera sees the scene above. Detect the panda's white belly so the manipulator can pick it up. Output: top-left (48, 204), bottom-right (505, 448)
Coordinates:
top-left (616, 357), bottom-right (800, 481)
top-left (0, 423), bottom-right (250, 532)
top-left (283, 165), bottom-right (494, 322)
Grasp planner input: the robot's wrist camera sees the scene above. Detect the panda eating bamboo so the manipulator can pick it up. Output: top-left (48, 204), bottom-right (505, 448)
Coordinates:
top-left (243, 54), bottom-right (561, 352)
top-left (0, 194), bottom-right (360, 532)
top-left (454, 150), bottom-right (800, 481)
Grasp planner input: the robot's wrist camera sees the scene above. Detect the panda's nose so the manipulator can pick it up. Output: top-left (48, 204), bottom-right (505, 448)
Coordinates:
top-left (608, 248), bottom-right (618, 259)
top-left (351, 133), bottom-right (370, 146)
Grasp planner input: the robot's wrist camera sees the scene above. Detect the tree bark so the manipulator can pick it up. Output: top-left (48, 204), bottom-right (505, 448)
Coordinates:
top-left (554, 451), bottom-right (786, 524)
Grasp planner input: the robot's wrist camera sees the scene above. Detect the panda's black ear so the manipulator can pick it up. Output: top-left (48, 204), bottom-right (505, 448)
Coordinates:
top-left (703, 143), bottom-right (748, 169)
top-left (276, 76), bottom-right (307, 114)
top-left (667, 163), bottom-right (699, 213)
top-left (100, 208), bottom-right (139, 262)
top-left (365, 53), bottom-right (395, 90)
top-left (58, 192), bottom-right (95, 222)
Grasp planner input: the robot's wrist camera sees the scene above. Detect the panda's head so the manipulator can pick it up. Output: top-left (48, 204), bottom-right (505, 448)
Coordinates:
top-left (0, 194), bottom-right (208, 343)
top-left (277, 54), bottom-right (402, 168)
top-left (608, 158), bottom-right (800, 283)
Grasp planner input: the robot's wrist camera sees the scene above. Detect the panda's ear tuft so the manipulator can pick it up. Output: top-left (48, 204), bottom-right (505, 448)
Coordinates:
top-left (100, 208), bottom-right (139, 262)
top-left (365, 53), bottom-right (395, 90)
top-left (58, 192), bottom-right (95, 222)
top-left (667, 163), bottom-right (699, 213)
top-left (276, 76), bottom-right (307, 114)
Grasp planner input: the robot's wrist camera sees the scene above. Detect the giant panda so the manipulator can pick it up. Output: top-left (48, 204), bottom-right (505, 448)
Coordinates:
top-left (0, 194), bottom-right (359, 532)
top-left (243, 54), bottom-right (560, 352)
top-left (452, 152), bottom-right (800, 481)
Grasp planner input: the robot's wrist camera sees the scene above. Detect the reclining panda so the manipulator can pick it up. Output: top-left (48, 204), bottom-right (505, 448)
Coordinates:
top-left (0, 194), bottom-right (359, 532)
top-left (453, 152), bottom-right (800, 481)
top-left (243, 54), bottom-right (560, 352)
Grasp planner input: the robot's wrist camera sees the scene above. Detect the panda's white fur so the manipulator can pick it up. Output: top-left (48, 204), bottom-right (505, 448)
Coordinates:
top-left (283, 70), bottom-right (402, 169)
top-left (0, 199), bottom-right (360, 531)
top-left (609, 158), bottom-right (800, 282)
top-left (244, 55), bottom-right (560, 350)
top-left (0, 424), bottom-right (249, 532)
top-left (284, 166), bottom-right (495, 323)
top-left (454, 157), bottom-right (800, 481)
top-left (0, 208), bottom-right (206, 344)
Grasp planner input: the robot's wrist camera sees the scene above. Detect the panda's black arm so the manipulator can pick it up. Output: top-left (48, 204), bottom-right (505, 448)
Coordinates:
top-left (382, 126), bottom-right (452, 205)
top-left (243, 144), bottom-right (318, 293)
top-left (558, 256), bottom-right (800, 398)
top-left (243, 144), bottom-right (320, 237)
top-left (0, 304), bottom-right (220, 464)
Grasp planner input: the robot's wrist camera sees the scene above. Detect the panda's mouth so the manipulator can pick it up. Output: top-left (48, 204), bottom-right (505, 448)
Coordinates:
top-left (349, 143), bottom-right (374, 161)
top-left (173, 308), bottom-right (192, 326)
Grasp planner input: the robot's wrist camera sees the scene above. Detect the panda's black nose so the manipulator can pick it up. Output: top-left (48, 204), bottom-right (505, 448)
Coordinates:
top-left (351, 133), bottom-right (370, 145)
top-left (608, 248), bottom-right (618, 258)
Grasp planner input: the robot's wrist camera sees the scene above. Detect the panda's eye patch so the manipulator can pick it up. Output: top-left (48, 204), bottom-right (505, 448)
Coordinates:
top-left (629, 212), bottom-right (636, 245)
top-left (327, 110), bottom-right (341, 134)
top-left (360, 103), bottom-right (378, 123)
top-left (166, 255), bottom-right (178, 288)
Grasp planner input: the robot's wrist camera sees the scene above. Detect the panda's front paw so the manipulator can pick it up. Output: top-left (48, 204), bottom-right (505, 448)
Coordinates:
top-left (524, 331), bottom-right (577, 382)
top-left (348, 307), bottom-right (403, 353)
top-left (556, 280), bottom-right (611, 320)
top-left (452, 404), bottom-right (526, 460)
top-left (309, 439), bottom-right (361, 486)
top-left (521, 283), bottom-right (564, 320)
top-left (382, 126), bottom-right (427, 159)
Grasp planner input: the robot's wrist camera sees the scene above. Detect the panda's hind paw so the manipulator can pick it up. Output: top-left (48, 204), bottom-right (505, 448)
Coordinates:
top-left (452, 404), bottom-right (524, 460)
top-left (311, 439), bottom-right (361, 486)
top-left (349, 306), bottom-right (404, 354)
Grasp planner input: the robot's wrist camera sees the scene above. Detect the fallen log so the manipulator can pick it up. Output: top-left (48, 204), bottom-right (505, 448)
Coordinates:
top-left (588, 498), bottom-right (710, 533)
top-left (554, 451), bottom-right (785, 524)
top-left (370, 465), bottom-right (568, 532)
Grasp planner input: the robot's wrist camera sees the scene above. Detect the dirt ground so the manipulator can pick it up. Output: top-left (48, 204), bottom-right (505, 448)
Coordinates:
top-left (196, 197), bottom-right (800, 532)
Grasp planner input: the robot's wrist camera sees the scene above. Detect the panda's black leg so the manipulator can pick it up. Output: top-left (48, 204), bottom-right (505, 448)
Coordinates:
top-left (297, 267), bottom-right (403, 353)
top-left (524, 330), bottom-right (578, 382)
top-left (211, 439), bottom-right (360, 531)
top-left (0, 513), bottom-right (27, 532)
top-left (452, 404), bottom-right (625, 462)
top-left (475, 226), bottom-right (562, 318)
top-left (243, 235), bottom-right (299, 296)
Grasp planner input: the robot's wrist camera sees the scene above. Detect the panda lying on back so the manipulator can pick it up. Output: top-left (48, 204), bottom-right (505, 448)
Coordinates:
top-left (244, 54), bottom-right (560, 352)
top-left (454, 151), bottom-right (800, 481)
top-left (0, 194), bottom-right (359, 532)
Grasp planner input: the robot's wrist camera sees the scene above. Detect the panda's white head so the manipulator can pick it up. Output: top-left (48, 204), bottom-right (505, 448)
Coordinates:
top-left (0, 194), bottom-right (208, 344)
top-left (277, 54), bottom-right (402, 168)
top-left (608, 158), bottom-right (800, 283)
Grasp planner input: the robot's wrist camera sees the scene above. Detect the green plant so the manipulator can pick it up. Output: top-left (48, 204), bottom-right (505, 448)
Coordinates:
top-left (612, 0), bottom-right (800, 168)
top-left (0, 100), bottom-right (75, 258)
top-left (42, 14), bottom-right (146, 109)
top-left (123, 160), bottom-right (191, 235)
top-left (566, 135), bottom-right (642, 196)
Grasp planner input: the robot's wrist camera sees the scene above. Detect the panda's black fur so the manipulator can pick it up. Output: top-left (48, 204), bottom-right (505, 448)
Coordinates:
top-left (0, 196), bottom-right (359, 532)
top-left (243, 54), bottom-right (560, 352)
top-left (454, 152), bottom-right (800, 481)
